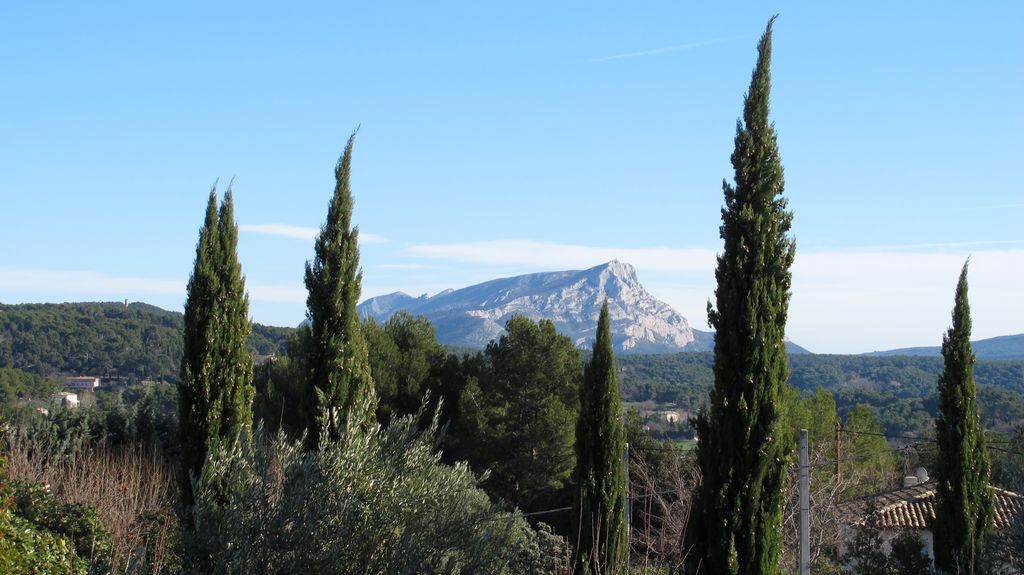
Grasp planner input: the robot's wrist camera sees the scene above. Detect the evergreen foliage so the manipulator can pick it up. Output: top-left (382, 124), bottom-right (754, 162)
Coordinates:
top-left (0, 302), bottom-right (292, 384)
top-left (933, 262), bottom-right (993, 575)
top-left (840, 404), bottom-right (897, 498)
top-left (253, 329), bottom-right (310, 439)
top-left (0, 367), bottom-right (58, 422)
top-left (364, 312), bottom-right (448, 426)
top-left (474, 316), bottom-right (581, 513)
top-left (212, 189), bottom-right (255, 445)
top-left (688, 17), bottom-right (795, 575)
top-left (841, 510), bottom-right (888, 575)
top-left (258, 313), bottom-right (583, 532)
top-left (573, 302), bottom-right (627, 574)
top-left (178, 188), bottom-right (254, 507)
top-left (616, 351), bottom-right (1024, 438)
top-left (886, 531), bottom-right (935, 575)
top-left (842, 516), bottom-right (935, 575)
top-left (303, 132), bottom-right (377, 446)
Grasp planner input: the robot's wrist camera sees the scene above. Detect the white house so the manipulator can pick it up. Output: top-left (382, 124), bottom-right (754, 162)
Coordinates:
top-left (64, 376), bottom-right (100, 391)
top-left (56, 391), bottom-right (80, 409)
top-left (837, 478), bottom-right (1023, 562)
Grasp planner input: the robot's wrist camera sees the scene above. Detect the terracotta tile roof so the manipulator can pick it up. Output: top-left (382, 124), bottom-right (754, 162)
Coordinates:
top-left (837, 481), bottom-right (1023, 530)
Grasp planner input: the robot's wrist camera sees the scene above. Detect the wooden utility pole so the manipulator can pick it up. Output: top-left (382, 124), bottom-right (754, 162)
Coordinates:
top-left (835, 420), bottom-right (842, 484)
top-left (800, 428), bottom-right (810, 575)
top-left (624, 442), bottom-right (630, 567)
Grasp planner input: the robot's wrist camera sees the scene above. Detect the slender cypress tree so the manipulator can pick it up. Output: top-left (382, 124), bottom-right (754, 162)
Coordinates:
top-left (213, 188), bottom-right (254, 439)
top-left (179, 190), bottom-right (220, 507)
top-left (179, 187), bottom-right (254, 507)
top-left (303, 131), bottom-right (376, 447)
top-left (934, 262), bottom-right (993, 575)
top-left (573, 301), bottom-right (627, 575)
top-left (687, 17), bottom-right (795, 575)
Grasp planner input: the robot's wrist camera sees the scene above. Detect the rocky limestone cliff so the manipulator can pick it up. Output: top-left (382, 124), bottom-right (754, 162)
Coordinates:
top-left (359, 261), bottom-right (699, 353)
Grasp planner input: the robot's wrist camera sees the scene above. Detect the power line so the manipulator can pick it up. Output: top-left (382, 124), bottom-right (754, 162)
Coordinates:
top-left (839, 429), bottom-right (1023, 455)
top-left (630, 444), bottom-right (697, 453)
top-left (839, 428), bottom-right (934, 442)
top-left (988, 445), bottom-right (1024, 458)
top-left (521, 506), bottom-right (572, 518)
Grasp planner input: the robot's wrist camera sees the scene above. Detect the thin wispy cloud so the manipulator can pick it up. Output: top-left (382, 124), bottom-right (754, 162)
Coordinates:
top-left (241, 224), bottom-right (318, 240)
top-left (0, 268), bottom-right (184, 295)
top-left (839, 239), bottom-right (1024, 252)
top-left (406, 240), bottom-right (718, 272)
top-left (377, 263), bottom-right (437, 271)
top-left (967, 203), bottom-right (1024, 210)
top-left (592, 38), bottom-right (729, 63)
top-left (0, 268), bottom-right (312, 306)
top-left (359, 232), bottom-right (387, 244)
top-left (240, 224), bottom-right (386, 244)
top-left (248, 283), bottom-right (307, 304)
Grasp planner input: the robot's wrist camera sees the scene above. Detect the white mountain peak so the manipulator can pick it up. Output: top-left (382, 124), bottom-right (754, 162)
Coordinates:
top-left (359, 261), bottom-right (698, 353)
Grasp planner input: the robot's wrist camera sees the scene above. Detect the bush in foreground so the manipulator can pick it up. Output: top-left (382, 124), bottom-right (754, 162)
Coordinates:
top-left (186, 398), bottom-right (569, 574)
top-left (4, 431), bottom-right (179, 574)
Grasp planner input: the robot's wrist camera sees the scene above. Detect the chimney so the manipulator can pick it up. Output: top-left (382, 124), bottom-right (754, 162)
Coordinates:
top-left (903, 476), bottom-right (919, 488)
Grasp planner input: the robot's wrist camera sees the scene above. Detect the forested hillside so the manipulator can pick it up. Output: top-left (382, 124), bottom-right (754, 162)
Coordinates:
top-left (618, 352), bottom-right (1024, 435)
top-left (0, 302), bottom-right (292, 382)
top-left (3, 301), bottom-right (1022, 438)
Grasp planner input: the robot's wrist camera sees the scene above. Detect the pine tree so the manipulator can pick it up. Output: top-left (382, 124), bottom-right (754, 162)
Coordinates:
top-left (687, 17), bottom-right (795, 575)
top-left (573, 302), bottom-right (627, 575)
top-left (178, 187), bottom-right (254, 507)
top-left (934, 262), bottom-right (993, 575)
top-left (303, 132), bottom-right (376, 447)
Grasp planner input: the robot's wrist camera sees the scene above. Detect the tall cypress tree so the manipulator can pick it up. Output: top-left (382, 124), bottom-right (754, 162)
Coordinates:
top-left (303, 132), bottom-right (376, 447)
top-left (934, 262), bottom-right (993, 575)
top-left (179, 187), bottom-right (254, 507)
top-left (213, 188), bottom-right (254, 439)
top-left (573, 302), bottom-right (627, 575)
top-left (687, 17), bottom-right (794, 575)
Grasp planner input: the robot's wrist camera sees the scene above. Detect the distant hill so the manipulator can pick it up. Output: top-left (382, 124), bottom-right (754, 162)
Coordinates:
top-left (360, 261), bottom-right (810, 355)
top-left (0, 302), bottom-right (293, 382)
top-left (677, 329), bottom-right (810, 355)
top-left (865, 333), bottom-right (1024, 361)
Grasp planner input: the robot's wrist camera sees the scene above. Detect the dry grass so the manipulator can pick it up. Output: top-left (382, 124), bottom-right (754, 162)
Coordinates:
top-left (5, 434), bottom-right (179, 574)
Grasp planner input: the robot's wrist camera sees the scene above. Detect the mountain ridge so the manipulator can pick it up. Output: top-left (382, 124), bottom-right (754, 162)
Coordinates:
top-left (865, 333), bottom-right (1024, 361)
top-left (360, 261), bottom-right (702, 353)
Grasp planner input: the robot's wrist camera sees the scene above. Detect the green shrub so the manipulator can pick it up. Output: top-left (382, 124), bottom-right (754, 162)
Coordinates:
top-left (0, 507), bottom-right (87, 575)
top-left (185, 398), bottom-right (569, 574)
top-left (10, 480), bottom-right (112, 573)
top-left (0, 454), bottom-right (88, 574)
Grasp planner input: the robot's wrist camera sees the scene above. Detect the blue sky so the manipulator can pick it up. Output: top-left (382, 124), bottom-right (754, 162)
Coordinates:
top-left (1, 2), bottom-right (1021, 354)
